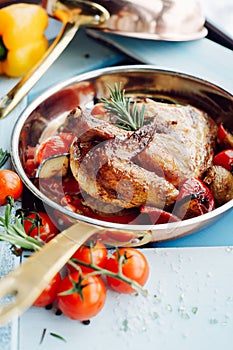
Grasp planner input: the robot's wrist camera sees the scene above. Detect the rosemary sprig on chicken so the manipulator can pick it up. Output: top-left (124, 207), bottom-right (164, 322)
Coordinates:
top-left (101, 83), bottom-right (146, 131)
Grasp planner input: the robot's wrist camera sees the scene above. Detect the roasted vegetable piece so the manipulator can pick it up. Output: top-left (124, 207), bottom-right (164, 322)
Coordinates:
top-left (35, 133), bottom-right (75, 164)
top-left (213, 149), bottom-right (233, 173)
top-left (217, 123), bottom-right (233, 149)
top-left (203, 165), bottom-right (233, 206)
top-left (140, 205), bottom-right (180, 224)
top-left (36, 154), bottom-right (70, 179)
top-left (174, 177), bottom-right (215, 219)
top-left (0, 3), bottom-right (48, 77)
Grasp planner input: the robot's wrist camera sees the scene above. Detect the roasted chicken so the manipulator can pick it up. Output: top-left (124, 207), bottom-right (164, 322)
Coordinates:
top-left (70, 117), bottom-right (179, 209)
top-left (68, 99), bottom-right (218, 211)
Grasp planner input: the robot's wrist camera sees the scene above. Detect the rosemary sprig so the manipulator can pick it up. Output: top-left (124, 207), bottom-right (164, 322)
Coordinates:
top-left (0, 197), bottom-right (43, 253)
top-left (0, 148), bottom-right (9, 168)
top-left (101, 83), bottom-right (146, 131)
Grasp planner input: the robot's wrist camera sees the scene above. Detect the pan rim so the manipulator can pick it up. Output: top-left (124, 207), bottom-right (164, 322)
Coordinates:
top-left (10, 64), bottom-right (233, 234)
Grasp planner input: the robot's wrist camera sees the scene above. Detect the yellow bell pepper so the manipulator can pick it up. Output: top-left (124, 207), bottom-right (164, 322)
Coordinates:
top-left (0, 3), bottom-right (49, 77)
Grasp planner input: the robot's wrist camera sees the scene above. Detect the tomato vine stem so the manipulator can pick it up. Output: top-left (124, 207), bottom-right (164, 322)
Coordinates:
top-left (69, 257), bottom-right (148, 297)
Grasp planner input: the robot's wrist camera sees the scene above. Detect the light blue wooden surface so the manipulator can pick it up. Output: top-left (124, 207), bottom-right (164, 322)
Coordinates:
top-left (86, 30), bottom-right (233, 93)
top-left (28, 28), bottom-right (126, 101)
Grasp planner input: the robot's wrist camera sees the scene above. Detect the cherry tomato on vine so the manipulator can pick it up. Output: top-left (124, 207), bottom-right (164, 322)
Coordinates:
top-left (67, 240), bottom-right (108, 273)
top-left (213, 149), bottom-right (233, 173)
top-left (33, 272), bottom-right (62, 307)
top-left (23, 212), bottom-right (59, 242)
top-left (105, 247), bottom-right (149, 294)
top-left (35, 132), bottom-right (75, 164)
top-left (0, 170), bottom-right (23, 205)
top-left (56, 271), bottom-right (106, 321)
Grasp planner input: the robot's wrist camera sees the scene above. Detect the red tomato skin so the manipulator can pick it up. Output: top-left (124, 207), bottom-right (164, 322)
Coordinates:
top-left (23, 212), bottom-right (59, 242)
top-left (35, 132), bottom-right (75, 164)
top-left (25, 145), bottom-right (35, 159)
top-left (213, 149), bottom-right (233, 172)
top-left (67, 241), bottom-right (108, 273)
top-left (217, 123), bottom-right (227, 143)
top-left (56, 272), bottom-right (106, 321)
top-left (33, 272), bottom-right (62, 307)
top-left (174, 177), bottom-right (215, 219)
top-left (177, 177), bottom-right (215, 211)
top-left (24, 158), bottom-right (37, 178)
top-left (0, 170), bottom-right (23, 205)
top-left (105, 248), bottom-right (149, 294)
top-left (140, 205), bottom-right (180, 224)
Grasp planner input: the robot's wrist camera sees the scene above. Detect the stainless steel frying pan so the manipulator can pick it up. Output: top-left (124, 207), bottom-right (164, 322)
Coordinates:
top-left (0, 65), bottom-right (232, 326)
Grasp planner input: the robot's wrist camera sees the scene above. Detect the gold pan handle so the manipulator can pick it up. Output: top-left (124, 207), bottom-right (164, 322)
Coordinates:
top-left (0, 220), bottom-right (151, 326)
top-left (0, 0), bottom-right (109, 119)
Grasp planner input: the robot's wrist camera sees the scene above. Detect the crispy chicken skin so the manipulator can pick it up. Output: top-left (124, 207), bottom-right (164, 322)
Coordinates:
top-left (61, 107), bottom-right (127, 141)
top-left (68, 99), bottom-right (217, 210)
top-left (136, 101), bottom-right (218, 186)
top-left (70, 119), bottom-right (179, 209)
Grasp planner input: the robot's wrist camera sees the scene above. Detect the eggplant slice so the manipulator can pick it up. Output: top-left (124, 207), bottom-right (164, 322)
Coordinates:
top-left (36, 153), bottom-right (70, 179)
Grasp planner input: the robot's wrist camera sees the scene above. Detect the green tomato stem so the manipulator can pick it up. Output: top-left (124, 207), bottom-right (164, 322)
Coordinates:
top-left (70, 257), bottom-right (148, 297)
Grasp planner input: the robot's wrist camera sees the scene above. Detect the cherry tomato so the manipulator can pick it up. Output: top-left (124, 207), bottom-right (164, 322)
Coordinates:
top-left (24, 158), bottom-right (37, 178)
top-left (56, 271), bottom-right (106, 321)
top-left (67, 240), bottom-right (108, 273)
top-left (217, 123), bottom-right (228, 143)
top-left (0, 170), bottom-right (23, 205)
top-left (213, 149), bottom-right (233, 172)
top-left (105, 248), bottom-right (149, 294)
top-left (175, 177), bottom-right (215, 219)
top-left (140, 205), bottom-right (180, 224)
top-left (25, 145), bottom-right (36, 159)
top-left (217, 123), bottom-right (233, 148)
top-left (35, 132), bottom-right (75, 164)
top-left (33, 272), bottom-right (62, 307)
top-left (23, 212), bottom-right (59, 242)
